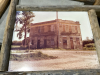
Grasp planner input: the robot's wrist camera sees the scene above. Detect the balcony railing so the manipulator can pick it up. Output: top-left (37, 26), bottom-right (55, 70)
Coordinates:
top-left (61, 32), bottom-right (80, 36)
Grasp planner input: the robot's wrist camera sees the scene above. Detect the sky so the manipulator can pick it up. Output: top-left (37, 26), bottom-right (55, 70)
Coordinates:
top-left (12, 11), bottom-right (93, 41)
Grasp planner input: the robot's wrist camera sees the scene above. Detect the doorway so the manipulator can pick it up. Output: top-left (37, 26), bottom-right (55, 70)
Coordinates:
top-left (44, 39), bottom-right (47, 48)
top-left (37, 40), bottom-right (40, 48)
top-left (70, 38), bottom-right (74, 49)
top-left (63, 39), bottom-right (67, 49)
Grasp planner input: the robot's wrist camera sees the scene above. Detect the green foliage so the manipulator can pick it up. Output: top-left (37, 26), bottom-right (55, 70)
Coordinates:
top-left (22, 38), bottom-right (30, 47)
top-left (83, 43), bottom-right (96, 50)
top-left (82, 37), bottom-right (96, 50)
top-left (15, 11), bottom-right (35, 39)
top-left (83, 39), bottom-right (94, 47)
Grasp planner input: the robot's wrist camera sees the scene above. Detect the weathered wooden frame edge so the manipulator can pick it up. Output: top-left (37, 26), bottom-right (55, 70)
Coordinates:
top-left (0, 0), bottom-right (10, 18)
top-left (94, 0), bottom-right (100, 5)
top-left (16, 5), bottom-right (100, 11)
top-left (0, 0), bottom-right (100, 72)
top-left (0, 0), bottom-right (19, 71)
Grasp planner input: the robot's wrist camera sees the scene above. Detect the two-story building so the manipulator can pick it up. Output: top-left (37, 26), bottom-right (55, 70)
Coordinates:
top-left (28, 19), bottom-right (83, 49)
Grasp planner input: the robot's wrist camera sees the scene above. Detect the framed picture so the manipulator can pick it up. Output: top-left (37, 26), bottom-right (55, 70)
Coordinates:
top-left (0, 0), bottom-right (100, 74)
top-left (8, 11), bottom-right (99, 71)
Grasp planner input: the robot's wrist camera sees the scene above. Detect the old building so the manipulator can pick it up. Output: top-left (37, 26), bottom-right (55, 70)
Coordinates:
top-left (29, 19), bottom-right (83, 49)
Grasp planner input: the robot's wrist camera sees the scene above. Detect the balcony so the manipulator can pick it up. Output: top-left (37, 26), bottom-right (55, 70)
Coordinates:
top-left (31, 31), bottom-right (57, 37)
top-left (61, 32), bottom-right (80, 36)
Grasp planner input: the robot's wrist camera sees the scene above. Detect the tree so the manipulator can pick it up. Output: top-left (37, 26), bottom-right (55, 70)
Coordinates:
top-left (15, 11), bottom-right (35, 47)
top-left (86, 37), bottom-right (89, 40)
top-left (83, 37), bottom-right (94, 47)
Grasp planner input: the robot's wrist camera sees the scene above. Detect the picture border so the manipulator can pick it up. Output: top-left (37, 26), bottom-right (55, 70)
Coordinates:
top-left (0, 0), bottom-right (100, 73)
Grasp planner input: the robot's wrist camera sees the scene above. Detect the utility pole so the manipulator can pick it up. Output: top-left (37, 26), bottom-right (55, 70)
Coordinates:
top-left (29, 23), bottom-right (31, 52)
top-left (56, 11), bottom-right (60, 48)
top-left (56, 11), bottom-right (58, 20)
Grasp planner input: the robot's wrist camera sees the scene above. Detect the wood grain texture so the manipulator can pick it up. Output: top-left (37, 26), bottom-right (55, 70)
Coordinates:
top-left (0, 69), bottom-right (100, 75)
top-left (0, 0), bottom-right (19, 71)
top-left (0, 0), bottom-right (10, 18)
top-left (16, 5), bottom-right (100, 11)
top-left (74, 0), bottom-right (100, 5)
top-left (94, 0), bottom-right (100, 5)
top-left (88, 9), bottom-right (100, 64)
top-left (0, 0), bottom-right (100, 73)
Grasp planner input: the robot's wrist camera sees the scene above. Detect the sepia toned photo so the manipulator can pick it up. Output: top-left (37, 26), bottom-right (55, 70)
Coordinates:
top-left (8, 11), bottom-right (99, 71)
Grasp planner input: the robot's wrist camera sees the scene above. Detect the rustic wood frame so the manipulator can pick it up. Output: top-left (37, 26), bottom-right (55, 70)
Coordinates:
top-left (0, 0), bottom-right (10, 18)
top-left (0, 0), bottom-right (100, 74)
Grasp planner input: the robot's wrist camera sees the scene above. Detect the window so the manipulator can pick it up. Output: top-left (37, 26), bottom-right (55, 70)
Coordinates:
top-left (51, 39), bottom-right (54, 45)
top-left (69, 26), bottom-right (72, 33)
top-left (48, 25), bottom-right (51, 32)
top-left (66, 25), bottom-right (68, 32)
top-left (71, 26), bottom-right (75, 33)
top-left (41, 26), bottom-right (44, 32)
top-left (75, 26), bottom-right (78, 33)
top-left (63, 40), bottom-right (67, 45)
top-left (76, 38), bottom-right (80, 45)
top-left (76, 38), bottom-right (79, 41)
top-left (70, 37), bottom-right (73, 40)
top-left (51, 25), bottom-right (55, 31)
top-left (63, 25), bottom-right (65, 32)
top-left (38, 27), bottom-right (41, 33)
top-left (35, 27), bottom-right (38, 33)
top-left (31, 27), bottom-right (35, 34)
top-left (59, 25), bottom-right (62, 27)
top-left (44, 26), bottom-right (47, 32)
top-left (31, 40), bottom-right (34, 45)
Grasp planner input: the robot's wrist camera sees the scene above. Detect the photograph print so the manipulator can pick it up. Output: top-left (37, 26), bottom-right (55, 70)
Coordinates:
top-left (8, 11), bottom-right (99, 71)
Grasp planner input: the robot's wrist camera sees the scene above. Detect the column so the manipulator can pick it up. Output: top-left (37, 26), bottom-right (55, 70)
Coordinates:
top-left (79, 37), bottom-right (83, 49)
top-left (34, 37), bottom-right (37, 49)
top-left (67, 37), bottom-right (71, 49)
top-left (40, 36), bottom-right (44, 48)
top-left (77, 25), bottom-right (81, 34)
top-left (73, 37), bottom-right (76, 49)
top-left (59, 36), bottom-right (63, 49)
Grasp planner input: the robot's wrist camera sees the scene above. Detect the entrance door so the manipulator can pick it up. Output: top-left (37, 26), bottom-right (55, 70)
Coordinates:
top-left (63, 39), bottom-right (67, 49)
top-left (44, 39), bottom-right (47, 48)
top-left (37, 40), bottom-right (40, 48)
top-left (70, 38), bottom-right (74, 49)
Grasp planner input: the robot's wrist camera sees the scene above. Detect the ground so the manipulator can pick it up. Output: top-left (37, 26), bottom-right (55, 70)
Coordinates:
top-left (8, 49), bottom-right (99, 71)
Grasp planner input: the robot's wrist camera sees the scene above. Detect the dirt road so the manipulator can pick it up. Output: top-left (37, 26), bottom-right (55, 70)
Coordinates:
top-left (8, 50), bottom-right (99, 71)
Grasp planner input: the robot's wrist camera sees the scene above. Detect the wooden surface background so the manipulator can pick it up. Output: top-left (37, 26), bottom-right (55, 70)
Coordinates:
top-left (0, 0), bottom-right (100, 74)
top-left (0, 0), bottom-right (19, 71)
top-left (94, 0), bottom-right (100, 5)
top-left (0, 0), bottom-right (10, 18)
